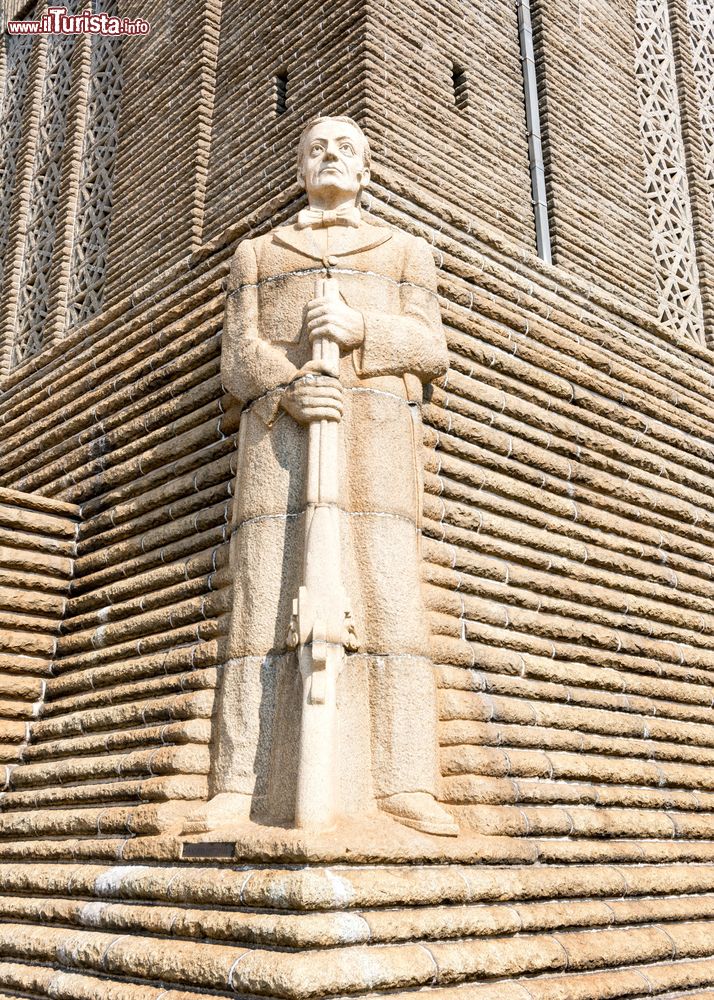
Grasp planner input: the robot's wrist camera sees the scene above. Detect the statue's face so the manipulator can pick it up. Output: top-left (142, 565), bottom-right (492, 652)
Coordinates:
top-left (299, 120), bottom-right (370, 202)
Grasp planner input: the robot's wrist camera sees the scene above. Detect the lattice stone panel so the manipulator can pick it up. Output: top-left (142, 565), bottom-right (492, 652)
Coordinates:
top-left (12, 32), bottom-right (76, 367)
top-left (687, 0), bottom-right (714, 216)
top-left (0, 31), bottom-right (35, 299)
top-left (66, 9), bottom-right (124, 327)
top-left (634, 0), bottom-right (705, 345)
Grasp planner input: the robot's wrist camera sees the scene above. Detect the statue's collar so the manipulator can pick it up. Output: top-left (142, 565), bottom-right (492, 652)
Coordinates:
top-left (271, 219), bottom-right (393, 262)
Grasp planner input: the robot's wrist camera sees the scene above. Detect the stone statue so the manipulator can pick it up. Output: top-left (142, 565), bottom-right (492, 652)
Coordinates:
top-left (200, 115), bottom-right (457, 837)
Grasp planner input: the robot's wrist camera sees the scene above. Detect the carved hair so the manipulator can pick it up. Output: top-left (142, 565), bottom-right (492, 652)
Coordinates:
top-left (296, 115), bottom-right (372, 179)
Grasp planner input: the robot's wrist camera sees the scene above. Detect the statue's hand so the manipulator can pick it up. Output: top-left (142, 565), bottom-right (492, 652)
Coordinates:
top-left (280, 374), bottom-right (343, 424)
top-left (306, 297), bottom-right (365, 352)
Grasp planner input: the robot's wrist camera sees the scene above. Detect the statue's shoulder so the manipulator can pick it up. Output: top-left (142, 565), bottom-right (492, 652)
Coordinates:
top-left (237, 229), bottom-right (278, 252)
top-left (228, 229), bottom-right (286, 278)
top-left (250, 222), bottom-right (304, 252)
top-left (271, 222), bottom-right (301, 241)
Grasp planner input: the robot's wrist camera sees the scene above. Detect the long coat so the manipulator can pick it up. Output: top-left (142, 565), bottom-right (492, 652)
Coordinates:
top-left (214, 217), bottom-right (450, 818)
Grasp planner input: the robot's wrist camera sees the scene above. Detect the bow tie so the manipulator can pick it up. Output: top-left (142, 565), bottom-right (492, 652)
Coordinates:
top-left (296, 207), bottom-right (361, 230)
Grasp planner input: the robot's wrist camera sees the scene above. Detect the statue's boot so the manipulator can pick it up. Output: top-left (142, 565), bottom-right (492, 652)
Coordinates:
top-left (379, 792), bottom-right (459, 837)
top-left (182, 792), bottom-right (252, 834)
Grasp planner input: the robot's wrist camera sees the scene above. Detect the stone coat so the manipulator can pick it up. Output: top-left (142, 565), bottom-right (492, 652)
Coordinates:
top-left (215, 216), bottom-right (449, 816)
top-left (222, 218), bottom-right (448, 657)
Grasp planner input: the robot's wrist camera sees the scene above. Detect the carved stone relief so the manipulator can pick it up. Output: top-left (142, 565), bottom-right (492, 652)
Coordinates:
top-left (0, 31), bottom-right (34, 301)
top-left (66, 2), bottom-right (124, 327)
top-left (634, 0), bottom-right (705, 345)
top-left (687, 0), bottom-right (714, 219)
top-left (13, 32), bottom-right (76, 365)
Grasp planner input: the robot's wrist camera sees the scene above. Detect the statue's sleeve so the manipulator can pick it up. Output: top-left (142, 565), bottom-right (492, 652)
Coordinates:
top-left (354, 235), bottom-right (449, 381)
top-left (222, 240), bottom-right (298, 410)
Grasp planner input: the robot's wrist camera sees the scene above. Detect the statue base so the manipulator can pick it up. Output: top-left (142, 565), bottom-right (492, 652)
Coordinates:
top-left (177, 814), bottom-right (533, 865)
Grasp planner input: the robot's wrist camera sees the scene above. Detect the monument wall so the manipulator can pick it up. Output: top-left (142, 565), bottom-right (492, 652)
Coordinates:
top-left (1, 0), bottom-right (714, 995)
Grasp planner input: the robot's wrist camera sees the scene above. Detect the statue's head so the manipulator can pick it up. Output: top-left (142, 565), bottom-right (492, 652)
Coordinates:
top-left (296, 115), bottom-right (371, 206)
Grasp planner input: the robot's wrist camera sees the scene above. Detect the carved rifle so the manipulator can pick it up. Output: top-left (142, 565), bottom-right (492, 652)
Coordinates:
top-left (288, 274), bottom-right (357, 829)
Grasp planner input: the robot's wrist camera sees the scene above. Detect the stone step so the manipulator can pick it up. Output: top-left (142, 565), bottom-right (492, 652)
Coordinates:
top-left (0, 488), bottom-right (80, 523)
top-left (655, 994), bottom-right (714, 999)
top-left (0, 629), bottom-right (55, 660)
top-left (0, 505), bottom-right (77, 544)
top-left (0, 801), bottom-right (195, 839)
top-left (0, 860), bottom-right (713, 998)
top-left (0, 653), bottom-right (52, 678)
top-left (383, 956), bottom-right (714, 999)
top-left (0, 567), bottom-right (69, 596)
top-left (0, 527), bottom-right (75, 560)
top-left (2, 830), bottom-right (714, 868)
top-left (0, 607), bottom-right (62, 635)
top-left (3, 859), bottom-right (714, 910)
top-left (0, 545), bottom-right (73, 580)
top-left (0, 917), bottom-right (713, 998)
top-left (0, 774), bottom-right (208, 812)
top-left (0, 676), bottom-right (43, 702)
top-left (0, 954), bottom-right (713, 1000)
top-left (0, 889), bottom-right (712, 949)
top-left (0, 724), bottom-right (27, 746)
top-left (0, 855), bottom-right (713, 996)
top-left (0, 962), bottom-right (213, 999)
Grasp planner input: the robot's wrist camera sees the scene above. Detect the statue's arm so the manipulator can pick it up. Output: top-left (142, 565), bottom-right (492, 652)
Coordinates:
top-left (222, 240), bottom-right (298, 407)
top-left (354, 236), bottom-right (449, 381)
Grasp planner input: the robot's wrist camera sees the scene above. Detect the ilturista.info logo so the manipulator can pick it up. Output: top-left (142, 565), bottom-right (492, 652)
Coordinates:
top-left (6, 5), bottom-right (150, 35)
